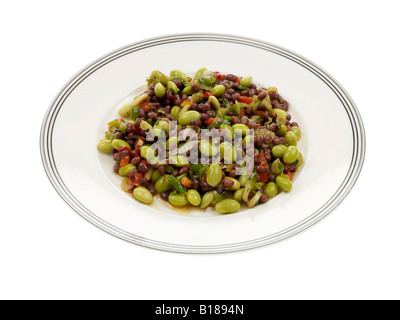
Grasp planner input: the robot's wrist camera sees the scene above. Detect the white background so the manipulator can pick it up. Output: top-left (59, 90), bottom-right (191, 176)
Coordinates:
top-left (1, 0), bottom-right (399, 300)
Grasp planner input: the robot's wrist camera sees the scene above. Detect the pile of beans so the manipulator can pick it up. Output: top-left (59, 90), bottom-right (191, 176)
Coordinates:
top-left (97, 69), bottom-right (304, 214)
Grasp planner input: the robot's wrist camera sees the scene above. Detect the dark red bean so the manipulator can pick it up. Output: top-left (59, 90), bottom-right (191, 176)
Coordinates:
top-left (258, 104), bottom-right (266, 111)
top-left (272, 136), bottom-right (281, 145)
top-left (216, 185), bottom-right (224, 194)
top-left (148, 112), bottom-right (158, 119)
top-left (128, 168), bottom-right (138, 178)
top-left (173, 79), bottom-right (183, 88)
top-left (231, 93), bottom-right (240, 101)
top-left (286, 113), bottom-right (292, 121)
top-left (165, 89), bottom-right (174, 100)
top-left (269, 123), bottom-right (277, 131)
top-left (192, 179), bottom-right (200, 190)
top-left (134, 118), bottom-right (143, 127)
top-left (190, 102), bottom-right (198, 111)
top-left (131, 156), bottom-right (141, 165)
top-left (248, 89), bottom-right (256, 96)
top-left (148, 83), bottom-right (156, 90)
top-left (225, 74), bottom-right (237, 82)
top-left (140, 178), bottom-right (149, 187)
top-left (249, 83), bottom-right (257, 89)
top-left (172, 169), bottom-right (179, 177)
top-left (232, 116), bottom-right (240, 124)
top-left (259, 194), bottom-right (269, 203)
top-left (246, 107), bottom-right (253, 116)
top-left (144, 90), bottom-right (154, 96)
top-left (138, 161), bottom-right (149, 173)
top-left (281, 100), bottom-right (289, 111)
top-left (173, 96), bottom-right (181, 106)
top-left (227, 88), bottom-right (235, 95)
top-left (256, 165), bottom-right (269, 173)
top-left (148, 184), bottom-right (156, 196)
top-left (231, 83), bottom-right (239, 90)
top-left (113, 153), bottom-right (121, 161)
top-left (191, 84), bottom-right (200, 92)
top-left (229, 170), bottom-right (236, 177)
top-left (240, 89), bottom-right (249, 96)
top-left (160, 191), bottom-right (170, 201)
top-left (257, 91), bottom-right (267, 100)
top-left (268, 90), bottom-right (278, 100)
top-left (190, 120), bottom-right (202, 127)
top-left (179, 167), bottom-right (189, 175)
top-left (200, 113), bottom-right (210, 121)
top-left (222, 179), bottom-right (234, 188)
top-left (291, 122), bottom-right (299, 128)
top-left (113, 163), bottom-right (120, 173)
top-left (138, 108), bottom-right (145, 118)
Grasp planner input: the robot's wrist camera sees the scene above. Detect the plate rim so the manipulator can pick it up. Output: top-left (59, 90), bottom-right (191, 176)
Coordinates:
top-left (40, 33), bottom-right (366, 253)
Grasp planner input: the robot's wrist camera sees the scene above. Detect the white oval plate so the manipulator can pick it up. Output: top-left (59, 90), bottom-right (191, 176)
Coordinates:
top-left (40, 34), bottom-right (365, 253)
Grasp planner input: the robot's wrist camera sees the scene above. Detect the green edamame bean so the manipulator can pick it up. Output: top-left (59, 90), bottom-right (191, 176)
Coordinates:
top-left (265, 182), bottom-right (279, 198)
top-left (275, 124), bottom-right (287, 137)
top-left (108, 120), bottom-right (121, 128)
top-left (224, 177), bottom-right (240, 191)
top-left (239, 175), bottom-right (250, 187)
top-left (147, 70), bottom-right (169, 86)
top-left (240, 76), bottom-right (253, 88)
top-left (283, 146), bottom-right (299, 164)
top-left (140, 146), bottom-right (156, 160)
top-left (151, 170), bottom-right (161, 184)
top-left (170, 70), bottom-right (188, 83)
top-left (133, 187), bottom-right (153, 204)
top-left (208, 96), bottom-right (220, 109)
top-left (220, 124), bottom-right (234, 141)
top-left (171, 106), bottom-right (181, 119)
top-left (276, 174), bottom-right (292, 192)
top-left (243, 135), bottom-right (253, 145)
top-left (215, 199), bottom-right (241, 214)
top-left (140, 120), bottom-right (152, 131)
top-left (200, 191), bottom-right (215, 208)
top-left (199, 141), bottom-right (218, 157)
top-left (272, 144), bottom-right (287, 158)
top-left (285, 131), bottom-right (297, 146)
top-left (233, 188), bottom-right (245, 202)
top-left (297, 152), bottom-right (304, 167)
top-left (119, 122), bottom-right (127, 134)
top-left (273, 108), bottom-right (287, 123)
top-left (155, 174), bottom-right (172, 193)
top-left (169, 192), bottom-right (188, 207)
top-left (170, 155), bottom-right (189, 167)
top-left (219, 142), bottom-right (237, 164)
top-left (119, 164), bottom-right (136, 177)
top-left (167, 81), bottom-right (179, 94)
top-left (211, 84), bottom-right (226, 97)
top-left (206, 164), bottom-right (223, 187)
top-left (97, 139), bottom-right (113, 153)
top-left (182, 85), bottom-right (193, 95)
top-left (153, 120), bottom-right (169, 133)
top-left (192, 91), bottom-right (204, 102)
top-left (178, 110), bottom-right (201, 126)
top-left (166, 136), bottom-right (179, 149)
top-left (291, 126), bottom-right (302, 140)
top-left (232, 124), bottom-right (250, 136)
top-left (187, 189), bottom-right (201, 206)
top-left (154, 82), bottom-right (166, 98)
top-left (112, 139), bottom-right (131, 150)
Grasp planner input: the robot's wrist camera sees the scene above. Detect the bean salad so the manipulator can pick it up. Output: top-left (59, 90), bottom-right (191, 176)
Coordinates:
top-left (97, 68), bottom-right (304, 214)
